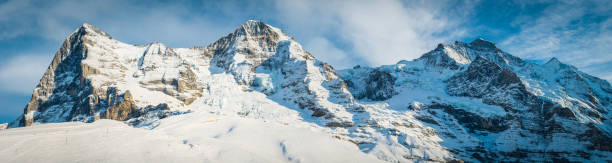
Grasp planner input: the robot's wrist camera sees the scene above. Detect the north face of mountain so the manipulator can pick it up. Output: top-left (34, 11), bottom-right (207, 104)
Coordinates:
top-left (12, 24), bottom-right (169, 127)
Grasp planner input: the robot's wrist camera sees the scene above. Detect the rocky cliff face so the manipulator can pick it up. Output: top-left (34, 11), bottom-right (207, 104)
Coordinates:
top-left (446, 56), bottom-right (531, 109)
top-left (8, 21), bottom-right (612, 162)
top-left (10, 24), bottom-right (186, 128)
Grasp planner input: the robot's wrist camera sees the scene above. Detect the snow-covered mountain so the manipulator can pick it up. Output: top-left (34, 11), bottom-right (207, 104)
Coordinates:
top-left (2, 21), bottom-right (612, 162)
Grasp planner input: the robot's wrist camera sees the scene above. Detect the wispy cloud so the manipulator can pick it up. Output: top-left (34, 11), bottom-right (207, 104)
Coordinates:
top-left (0, 0), bottom-right (475, 67)
top-left (0, 54), bottom-right (52, 94)
top-left (275, 0), bottom-right (475, 68)
top-left (304, 37), bottom-right (353, 69)
top-left (500, 0), bottom-right (612, 81)
top-left (1, 0), bottom-right (246, 46)
top-left (0, 0), bottom-right (610, 88)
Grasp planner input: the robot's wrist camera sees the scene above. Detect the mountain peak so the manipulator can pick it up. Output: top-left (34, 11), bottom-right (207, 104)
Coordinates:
top-left (544, 57), bottom-right (577, 71)
top-left (241, 20), bottom-right (265, 28)
top-left (80, 23), bottom-right (95, 29)
top-left (435, 43), bottom-right (445, 50)
top-left (470, 38), bottom-right (492, 44)
top-left (237, 20), bottom-right (270, 34)
top-left (468, 38), bottom-right (498, 51)
top-left (547, 57), bottom-right (561, 64)
top-left (544, 57), bottom-right (565, 67)
top-left (244, 20), bottom-right (262, 25)
top-left (72, 23), bottom-right (112, 39)
top-left (144, 42), bottom-right (171, 55)
top-left (233, 20), bottom-right (289, 41)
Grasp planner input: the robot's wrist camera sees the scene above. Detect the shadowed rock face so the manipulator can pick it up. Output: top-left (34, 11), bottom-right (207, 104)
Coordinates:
top-left (416, 44), bottom-right (465, 70)
top-left (446, 56), bottom-right (530, 106)
top-left (340, 67), bottom-right (396, 101)
top-left (209, 20), bottom-right (282, 69)
top-left (437, 52), bottom-right (612, 160)
top-left (19, 25), bottom-right (97, 126)
top-left (358, 69), bottom-right (395, 101)
top-left (428, 102), bottom-right (510, 133)
top-left (468, 38), bottom-right (500, 52)
top-left (446, 56), bottom-right (505, 97)
top-left (364, 69), bottom-right (396, 101)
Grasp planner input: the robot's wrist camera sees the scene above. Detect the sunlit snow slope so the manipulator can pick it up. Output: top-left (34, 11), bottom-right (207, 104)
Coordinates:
top-left (0, 116), bottom-right (380, 163)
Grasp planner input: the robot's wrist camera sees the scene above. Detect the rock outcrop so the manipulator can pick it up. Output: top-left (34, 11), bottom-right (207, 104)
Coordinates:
top-left (446, 56), bottom-right (531, 109)
top-left (341, 67), bottom-right (396, 101)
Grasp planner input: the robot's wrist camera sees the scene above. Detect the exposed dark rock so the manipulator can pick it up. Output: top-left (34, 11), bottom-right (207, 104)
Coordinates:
top-left (415, 115), bottom-right (439, 125)
top-left (428, 102), bottom-right (509, 133)
top-left (209, 20), bottom-right (281, 70)
top-left (468, 38), bottom-right (500, 52)
top-left (553, 106), bottom-right (576, 119)
top-left (580, 123), bottom-right (612, 152)
top-left (446, 56), bottom-right (504, 97)
top-left (446, 159), bottom-right (464, 163)
top-left (341, 68), bottom-right (396, 101)
top-left (18, 24), bottom-right (93, 126)
top-left (364, 69), bottom-right (396, 100)
top-left (416, 44), bottom-right (463, 70)
top-left (446, 56), bottom-right (533, 109)
top-left (311, 109), bottom-right (327, 117)
top-left (102, 90), bottom-right (138, 121)
top-left (325, 121), bottom-right (354, 128)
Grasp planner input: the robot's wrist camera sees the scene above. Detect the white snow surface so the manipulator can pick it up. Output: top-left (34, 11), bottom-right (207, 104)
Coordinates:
top-left (0, 115), bottom-right (380, 163)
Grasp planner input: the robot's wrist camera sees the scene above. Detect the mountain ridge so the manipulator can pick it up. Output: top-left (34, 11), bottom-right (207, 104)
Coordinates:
top-left (5, 21), bottom-right (612, 162)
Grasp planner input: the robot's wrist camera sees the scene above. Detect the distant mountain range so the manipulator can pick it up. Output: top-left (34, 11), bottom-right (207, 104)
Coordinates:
top-left (2, 20), bottom-right (611, 162)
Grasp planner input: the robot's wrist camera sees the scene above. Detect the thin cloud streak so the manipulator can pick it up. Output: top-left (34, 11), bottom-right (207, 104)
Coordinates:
top-left (0, 0), bottom-right (610, 95)
top-left (274, 0), bottom-right (475, 67)
top-left (0, 54), bottom-right (52, 94)
top-left (500, 0), bottom-right (612, 81)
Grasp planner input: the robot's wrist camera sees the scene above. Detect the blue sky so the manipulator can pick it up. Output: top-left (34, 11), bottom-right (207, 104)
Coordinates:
top-left (0, 0), bottom-right (610, 123)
